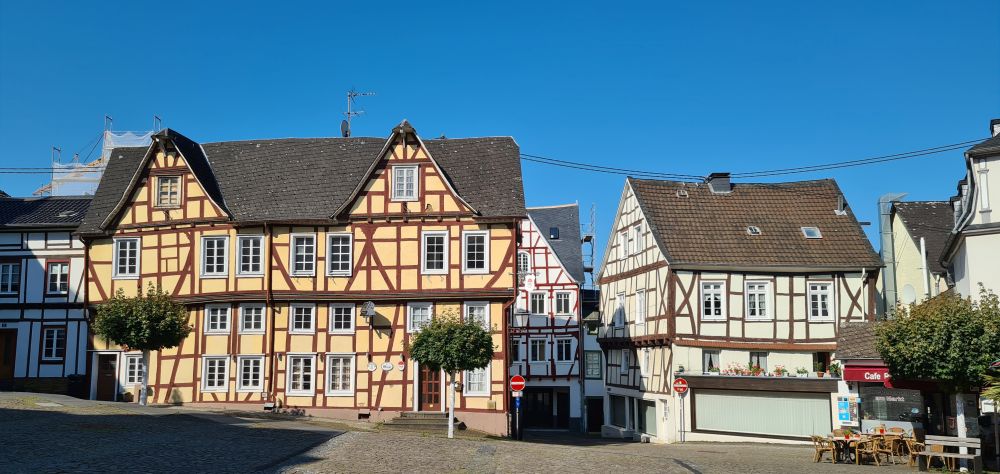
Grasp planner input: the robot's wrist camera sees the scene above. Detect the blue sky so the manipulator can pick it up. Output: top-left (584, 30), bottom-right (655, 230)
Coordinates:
top-left (2, 1), bottom-right (998, 257)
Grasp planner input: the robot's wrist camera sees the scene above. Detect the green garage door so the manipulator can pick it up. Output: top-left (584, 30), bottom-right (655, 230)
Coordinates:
top-left (694, 389), bottom-right (832, 438)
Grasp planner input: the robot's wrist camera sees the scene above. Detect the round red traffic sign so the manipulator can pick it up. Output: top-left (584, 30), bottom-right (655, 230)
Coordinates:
top-left (510, 375), bottom-right (526, 392)
top-left (672, 377), bottom-right (689, 395)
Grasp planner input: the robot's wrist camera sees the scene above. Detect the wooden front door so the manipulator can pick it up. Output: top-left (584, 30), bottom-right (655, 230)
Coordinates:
top-left (419, 365), bottom-right (441, 411)
top-left (0, 330), bottom-right (16, 389)
top-left (96, 354), bottom-right (118, 401)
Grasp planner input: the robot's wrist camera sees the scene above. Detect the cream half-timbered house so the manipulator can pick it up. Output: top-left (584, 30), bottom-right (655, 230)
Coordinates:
top-left (509, 204), bottom-right (584, 430)
top-left (597, 173), bottom-right (881, 443)
top-left (0, 196), bottom-right (91, 394)
top-left (77, 121), bottom-right (524, 435)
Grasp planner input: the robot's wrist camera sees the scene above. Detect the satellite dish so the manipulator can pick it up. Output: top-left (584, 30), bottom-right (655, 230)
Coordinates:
top-left (341, 120), bottom-right (350, 138)
top-left (901, 284), bottom-right (917, 305)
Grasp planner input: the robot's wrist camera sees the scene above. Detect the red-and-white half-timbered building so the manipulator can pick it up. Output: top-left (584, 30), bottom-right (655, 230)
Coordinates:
top-left (76, 121), bottom-right (525, 434)
top-left (597, 173), bottom-right (881, 443)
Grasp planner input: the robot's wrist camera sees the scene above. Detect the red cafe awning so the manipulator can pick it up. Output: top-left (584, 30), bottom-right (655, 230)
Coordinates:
top-left (843, 365), bottom-right (890, 383)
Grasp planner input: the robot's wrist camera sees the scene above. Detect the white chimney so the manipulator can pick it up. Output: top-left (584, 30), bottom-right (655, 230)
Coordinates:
top-left (991, 118), bottom-right (1000, 137)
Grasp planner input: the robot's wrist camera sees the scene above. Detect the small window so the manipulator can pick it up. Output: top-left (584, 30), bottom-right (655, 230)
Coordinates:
top-left (614, 292), bottom-right (626, 326)
top-left (745, 281), bottom-right (771, 320)
top-left (201, 236), bottom-right (228, 277)
top-left (391, 165), bottom-right (418, 201)
top-left (808, 282), bottom-right (834, 321)
top-left (618, 231), bottom-right (629, 258)
top-left (329, 303), bottom-right (355, 333)
top-left (620, 350), bottom-right (630, 374)
top-left (555, 292), bottom-right (571, 315)
top-left (205, 305), bottom-right (230, 334)
top-left (421, 231), bottom-right (448, 275)
top-left (46, 262), bottom-right (69, 294)
top-left (290, 304), bottom-right (315, 333)
top-left (156, 176), bottom-right (181, 207)
top-left (238, 356), bottom-right (264, 391)
top-left (635, 290), bottom-right (647, 325)
top-left (700, 281), bottom-right (725, 320)
top-left (632, 224), bottom-right (643, 255)
top-left (202, 357), bottom-right (229, 392)
top-left (326, 354), bottom-right (354, 395)
top-left (41, 327), bottom-right (66, 360)
top-left (407, 303), bottom-right (432, 332)
top-left (640, 348), bottom-right (651, 376)
top-left (529, 292), bottom-right (546, 315)
top-left (240, 304), bottom-right (265, 334)
top-left (125, 355), bottom-right (144, 385)
top-left (290, 234), bottom-right (316, 276)
top-left (462, 231), bottom-right (489, 274)
top-left (0, 263), bottom-right (21, 294)
top-left (464, 364), bottom-right (490, 396)
top-left (237, 236), bottom-right (264, 276)
top-left (516, 251), bottom-right (531, 276)
top-left (529, 338), bottom-right (547, 362)
top-left (464, 302), bottom-right (489, 330)
top-left (113, 238), bottom-right (140, 279)
top-left (584, 351), bottom-right (602, 379)
top-left (703, 350), bottom-right (720, 373)
top-left (555, 338), bottom-right (573, 363)
top-left (510, 337), bottom-right (521, 362)
top-left (327, 234), bottom-right (353, 276)
top-left (287, 355), bottom-right (315, 396)
top-left (749, 351), bottom-right (768, 371)
top-left (549, 227), bottom-right (560, 240)
top-left (801, 226), bottom-right (822, 239)
top-left (747, 226), bottom-right (762, 236)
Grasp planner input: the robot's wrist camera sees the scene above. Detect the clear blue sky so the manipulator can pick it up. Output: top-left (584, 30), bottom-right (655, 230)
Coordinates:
top-left (2, 1), bottom-right (998, 256)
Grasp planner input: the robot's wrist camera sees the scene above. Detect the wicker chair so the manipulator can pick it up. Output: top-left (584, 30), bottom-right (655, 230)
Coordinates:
top-left (832, 429), bottom-right (846, 437)
top-left (929, 444), bottom-right (956, 471)
top-left (875, 436), bottom-right (896, 464)
top-left (811, 436), bottom-right (836, 463)
top-left (906, 438), bottom-right (925, 467)
top-left (855, 438), bottom-right (882, 466)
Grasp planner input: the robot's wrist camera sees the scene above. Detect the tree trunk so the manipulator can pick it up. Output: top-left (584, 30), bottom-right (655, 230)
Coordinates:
top-left (448, 372), bottom-right (456, 439)
top-left (955, 393), bottom-right (967, 470)
top-left (139, 350), bottom-right (150, 406)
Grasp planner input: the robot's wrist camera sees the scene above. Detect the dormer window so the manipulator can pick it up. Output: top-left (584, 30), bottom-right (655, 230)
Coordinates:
top-left (747, 226), bottom-right (761, 236)
top-left (156, 176), bottom-right (181, 207)
top-left (391, 165), bottom-right (418, 201)
top-left (549, 227), bottom-right (560, 240)
top-left (801, 226), bottom-right (822, 239)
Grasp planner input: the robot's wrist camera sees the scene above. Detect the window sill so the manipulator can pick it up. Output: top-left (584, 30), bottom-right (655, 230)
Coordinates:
top-left (236, 387), bottom-right (263, 393)
top-left (700, 318), bottom-right (726, 322)
top-left (328, 329), bottom-right (355, 335)
top-left (154, 205), bottom-right (182, 210)
top-left (463, 393), bottom-right (490, 398)
top-left (201, 387), bottom-right (229, 393)
top-left (200, 274), bottom-right (229, 280)
top-left (391, 197), bottom-right (419, 203)
top-left (745, 317), bottom-right (773, 322)
top-left (238, 330), bottom-right (265, 335)
top-left (807, 318), bottom-right (835, 323)
top-left (326, 271), bottom-right (352, 278)
top-left (205, 331), bottom-right (230, 336)
top-left (325, 391), bottom-right (354, 397)
top-left (421, 271), bottom-right (448, 276)
top-left (462, 269), bottom-right (490, 275)
top-left (112, 275), bottom-right (140, 281)
top-left (290, 273), bottom-right (316, 278)
top-left (286, 391), bottom-right (314, 397)
top-left (289, 330), bottom-right (316, 335)
top-left (236, 273), bottom-right (264, 278)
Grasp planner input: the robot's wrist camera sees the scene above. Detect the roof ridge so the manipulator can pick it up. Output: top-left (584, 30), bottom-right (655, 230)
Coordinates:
top-left (527, 203), bottom-right (578, 210)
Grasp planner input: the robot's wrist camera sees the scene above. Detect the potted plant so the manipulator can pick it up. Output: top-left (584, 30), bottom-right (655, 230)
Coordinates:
top-left (828, 362), bottom-right (842, 378)
top-left (706, 366), bottom-right (720, 375)
top-left (677, 365), bottom-right (686, 374)
top-left (748, 363), bottom-right (765, 376)
top-left (814, 362), bottom-right (825, 378)
top-left (796, 367), bottom-right (809, 377)
top-left (773, 365), bottom-right (787, 377)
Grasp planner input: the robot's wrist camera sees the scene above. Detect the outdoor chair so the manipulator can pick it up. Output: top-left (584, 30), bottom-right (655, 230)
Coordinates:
top-left (811, 436), bottom-right (836, 463)
top-left (875, 436), bottom-right (896, 464)
top-left (906, 438), bottom-right (925, 467)
top-left (855, 438), bottom-right (883, 466)
top-left (832, 429), bottom-right (846, 437)
top-left (928, 444), bottom-right (956, 471)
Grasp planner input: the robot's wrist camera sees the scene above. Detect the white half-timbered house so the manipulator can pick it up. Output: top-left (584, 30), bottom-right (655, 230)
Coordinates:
top-left (510, 204), bottom-right (585, 430)
top-left (597, 173), bottom-right (881, 443)
top-left (0, 195), bottom-right (91, 395)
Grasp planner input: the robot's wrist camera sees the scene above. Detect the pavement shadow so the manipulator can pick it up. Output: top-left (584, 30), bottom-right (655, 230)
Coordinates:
top-left (0, 406), bottom-right (339, 473)
top-left (521, 430), bottom-right (639, 447)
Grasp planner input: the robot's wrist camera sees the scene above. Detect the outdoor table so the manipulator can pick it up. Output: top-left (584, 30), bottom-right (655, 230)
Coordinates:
top-left (830, 435), bottom-right (862, 463)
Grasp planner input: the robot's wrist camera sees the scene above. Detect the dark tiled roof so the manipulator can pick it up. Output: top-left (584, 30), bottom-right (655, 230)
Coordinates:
top-left (77, 128), bottom-right (524, 235)
top-left (836, 322), bottom-right (880, 360)
top-left (629, 178), bottom-right (882, 269)
top-left (528, 204), bottom-right (584, 283)
top-left (968, 133), bottom-right (1000, 156)
top-left (892, 201), bottom-right (952, 274)
top-left (0, 196), bottom-right (91, 228)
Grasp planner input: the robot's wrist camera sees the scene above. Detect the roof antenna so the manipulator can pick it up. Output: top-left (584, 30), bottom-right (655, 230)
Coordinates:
top-left (104, 115), bottom-right (113, 132)
top-left (153, 115), bottom-right (163, 131)
top-left (342, 88), bottom-right (376, 137)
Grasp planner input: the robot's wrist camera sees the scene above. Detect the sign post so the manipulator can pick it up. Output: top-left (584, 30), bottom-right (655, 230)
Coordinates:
top-left (673, 378), bottom-right (689, 443)
top-left (510, 375), bottom-right (526, 440)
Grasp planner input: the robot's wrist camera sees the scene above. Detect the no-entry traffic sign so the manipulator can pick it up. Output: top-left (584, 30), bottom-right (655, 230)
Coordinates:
top-left (510, 375), bottom-right (526, 392)
top-left (673, 377), bottom-right (689, 395)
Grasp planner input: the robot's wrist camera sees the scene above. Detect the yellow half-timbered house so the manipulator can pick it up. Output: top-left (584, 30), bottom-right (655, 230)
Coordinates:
top-left (77, 121), bottom-right (524, 434)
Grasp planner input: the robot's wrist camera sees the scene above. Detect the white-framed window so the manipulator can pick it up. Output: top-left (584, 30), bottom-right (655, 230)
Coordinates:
top-left (239, 304), bottom-right (265, 334)
top-left (461, 231), bottom-right (489, 274)
top-left (463, 363), bottom-right (490, 396)
top-left (327, 233), bottom-right (352, 276)
top-left (46, 262), bottom-right (69, 294)
top-left (745, 281), bottom-right (771, 320)
top-left (614, 292), bottom-right (625, 326)
top-left (749, 351), bottom-right (768, 370)
top-left (509, 337), bottom-right (521, 361)
top-left (125, 355), bottom-right (144, 385)
top-left (286, 354), bottom-right (315, 396)
top-left (703, 350), bottom-right (720, 373)
top-left (618, 231), bottom-right (629, 258)
top-left (584, 351), bottom-right (602, 379)
top-left (464, 301), bottom-right (489, 330)
top-left (529, 292), bottom-right (546, 315)
top-left (113, 237), bottom-right (140, 279)
top-left (632, 223), bottom-right (643, 255)
top-left (979, 168), bottom-right (990, 211)
top-left (808, 282), bottom-right (834, 321)
top-left (528, 338), bottom-right (547, 362)
top-left (701, 281), bottom-right (725, 320)
top-left (155, 175), bottom-right (181, 207)
top-left (237, 235), bottom-right (264, 276)
top-left (516, 251), bottom-right (531, 276)
top-left (290, 234), bottom-right (316, 276)
top-left (555, 338), bottom-right (573, 363)
top-left (205, 305), bottom-right (230, 334)
top-left (640, 348), bottom-right (651, 376)
top-left (326, 354), bottom-right (354, 396)
top-left (555, 292), bottom-right (571, 315)
top-left (421, 231), bottom-right (448, 275)
top-left (391, 165), bottom-right (418, 201)
top-left (202, 356), bottom-right (229, 392)
top-left (41, 327), bottom-right (66, 360)
top-left (0, 262), bottom-right (21, 294)
top-left (328, 303), bottom-right (355, 334)
top-left (801, 226), bottom-right (823, 239)
top-left (407, 302), bottom-right (432, 332)
top-left (635, 289), bottom-right (646, 325)
top-left (290, 304), bottom-right (315, 334)
top-left (201, 236), bottom-right (229, 277)
top-left (620, 350), bottom-right (630, 374)
top-left (237, 356), bottom-right (264, 391)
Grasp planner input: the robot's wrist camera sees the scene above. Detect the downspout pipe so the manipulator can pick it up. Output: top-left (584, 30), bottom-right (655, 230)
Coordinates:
top-left (878, 193), bottom-right (907, 316)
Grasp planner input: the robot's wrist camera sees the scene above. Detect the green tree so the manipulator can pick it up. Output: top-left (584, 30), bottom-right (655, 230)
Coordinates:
top-left (409, 310), bottom-right (495, 438)
top-left (876, 287), bottom-right (1000, 446)
top-left (93, 284), bottom-right (190, 405)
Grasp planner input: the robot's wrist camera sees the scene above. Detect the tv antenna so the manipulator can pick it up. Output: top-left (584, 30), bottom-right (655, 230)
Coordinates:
top-left (342, 88), bottom-right (376, 137)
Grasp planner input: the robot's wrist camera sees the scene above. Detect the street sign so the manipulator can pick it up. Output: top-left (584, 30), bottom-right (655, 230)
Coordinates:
top-left (510, 375), bottom-right (526, 392)
top-left (397, 360), bottom-right (406, 371)
top-left (515, 397), bottom-right (521, 409)
top-left (512, 390), bottom-right (523, 398)
top-left (673, 377), bottom-right (689, 395)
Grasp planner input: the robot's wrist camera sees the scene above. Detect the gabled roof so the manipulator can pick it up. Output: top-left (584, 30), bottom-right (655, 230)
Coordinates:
top-left (528, 203), bottom-right (584, 283)
top-left (0, 196), bottom-right (91, 229)
top-left (835, 322), bottom-right (880, 360)
top-left (891, 201), bottom-right (952, 275)
top-left (968, 133), bottom-right (1000, 157)
top-left (77, 122), bottom-right (525, 235)
top-left (629, 177), bottom-right (882, 270)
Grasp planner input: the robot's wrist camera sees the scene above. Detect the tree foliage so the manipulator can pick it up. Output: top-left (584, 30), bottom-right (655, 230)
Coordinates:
top-left (93, 284), bottom-right (190, 352)
top-left (409, 311), bottom-right (494, 374)
top-left (875, 287), bottom-right (1000, 393)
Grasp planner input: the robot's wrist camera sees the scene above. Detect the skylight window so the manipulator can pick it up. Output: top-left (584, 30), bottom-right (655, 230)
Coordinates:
top-left (801, 227), bottom-right (822, 239)
top-left (747, 226), bottom-right (762, 236)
